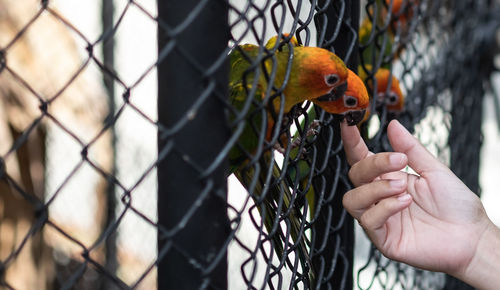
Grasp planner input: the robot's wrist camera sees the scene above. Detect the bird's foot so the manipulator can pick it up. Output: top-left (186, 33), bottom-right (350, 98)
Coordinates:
top-left (306, 120), bottom-right (322, 137)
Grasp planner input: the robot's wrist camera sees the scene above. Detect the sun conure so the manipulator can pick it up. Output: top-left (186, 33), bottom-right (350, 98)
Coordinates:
top-left (357, 65), bottom-right (405, 127)
top-left (228, 36), bottom-right (354, 282)
top-left (258, 35), bottom-right (371, 225)
top-left (286, 68), bottom-right (370, 222)
top-left (359, 0), bottom-right (416, 68)
top-left (359, 15), bottom-right (395, 69)
top-left (228, 41), bottom-right (350, 171)
top-left (313, 68), bottom-right (369, 125)
top-left (384, 0), bottom-right (418, 37)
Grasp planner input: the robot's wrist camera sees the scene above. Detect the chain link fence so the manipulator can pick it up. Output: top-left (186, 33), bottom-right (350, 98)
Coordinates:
top-left (0, 0), bottom-right (498, 289)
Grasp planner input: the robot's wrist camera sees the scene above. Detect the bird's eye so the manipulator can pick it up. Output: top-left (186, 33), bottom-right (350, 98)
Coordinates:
top-left (344, 95), bottom-right (358, 108)
top-left (324, 74), bottom-right (340, 86)
top-left (387, 93), bottom-right (399, 105)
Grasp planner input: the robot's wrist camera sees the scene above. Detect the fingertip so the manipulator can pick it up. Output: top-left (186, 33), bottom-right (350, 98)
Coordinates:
top-left (389, 119), bottom-right (415, 140)
top-left (389, 152), bottom-right (408, 167)
top-left (340, 119), bottom-right (356, 140)
top-left (396, 194), bottom-right (413, 213)
top-left (388, 119), bottom-right (442, 174)
top-left (388, 119), bottom-right (401, 129)
top-left (389, 179), bottom-right (406, 190)
top-left (360, 194), bottom-right (411, 232)
top-left (388, 119), bottom-right (406, 133)
top-left (341, 119), bottom-right (372, 166)
top-left (397, 193), bottom-right (412, 204)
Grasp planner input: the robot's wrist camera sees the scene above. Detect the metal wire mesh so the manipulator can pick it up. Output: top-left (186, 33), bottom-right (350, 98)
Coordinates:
top-left (0, 0), bottom-right (498, 289)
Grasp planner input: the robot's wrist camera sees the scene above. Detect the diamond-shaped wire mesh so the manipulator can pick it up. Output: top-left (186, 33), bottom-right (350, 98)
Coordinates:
top-left (0, 0), bottom-right (498, 289)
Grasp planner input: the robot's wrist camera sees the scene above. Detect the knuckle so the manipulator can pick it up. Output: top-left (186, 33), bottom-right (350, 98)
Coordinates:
top-left (348, 165), bottom-right (358, 184)
top-left (342, 189), bottom-right (357, 210)
top-left (342, 192), bottom-right (351, 208)
top-left (374, 153), bottom-right (389, 169)
top-left (378, 180), bottom-right (395, 195)
top-left (359, 213), bottom-right (372, 230)
top-left (379, 197), bottom-right (396, 211)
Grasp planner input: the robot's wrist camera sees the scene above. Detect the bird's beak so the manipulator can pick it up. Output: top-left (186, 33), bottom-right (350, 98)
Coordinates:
top-left (344, 110), bottom-right (366, 126)
top-left (315, 81), bottom-right (347, 102)
top-left (333, 81), bottom-right (348, 100)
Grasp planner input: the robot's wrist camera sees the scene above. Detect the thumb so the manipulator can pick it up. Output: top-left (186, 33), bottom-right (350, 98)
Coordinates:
top-left (387, 120), bottom-right (446, 175)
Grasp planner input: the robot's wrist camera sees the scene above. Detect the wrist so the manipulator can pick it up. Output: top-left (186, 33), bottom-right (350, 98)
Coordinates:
top-left (455, 220), bottom-right (500, 289)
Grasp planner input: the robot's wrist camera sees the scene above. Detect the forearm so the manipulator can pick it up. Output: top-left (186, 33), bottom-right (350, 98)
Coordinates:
top-left (455, 221), bottom-right (500, 289)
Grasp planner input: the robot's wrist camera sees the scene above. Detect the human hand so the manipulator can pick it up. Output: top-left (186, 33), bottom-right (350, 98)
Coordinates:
top-left (341, 119), bottom-right (500, 288)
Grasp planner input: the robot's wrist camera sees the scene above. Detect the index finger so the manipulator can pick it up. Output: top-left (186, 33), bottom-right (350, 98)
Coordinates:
top-left (348, 152), bottom-right (408, 186)
top-left (341, 120), bottom-right (372, 165)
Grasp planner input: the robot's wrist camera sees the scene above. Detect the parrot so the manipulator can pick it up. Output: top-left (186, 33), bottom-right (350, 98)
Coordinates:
top-left (259, 35), bottom-right (371, 221)
top-left (228, 39), bottom-right (350, 171)
top-left (227, 35), bottom-right (352, 281)
top-left (265, 33), bottom-right (370, 119)
top-left (364, 0), bottom-right (417, 36)
top-left (358, 0), bottom-right (418, 69)
top-left (357, 64), bottom-right (405, 128)
top-left (359, 15), bottom-right (395, 69)
top-left (366, 67), bottom-right (404, 112)
top-left (312, 68), bottom-right (369, 124)
top-left (385, 0), bottom-right (418, 37)
top-left (286, 68), bottom-right (370, 221)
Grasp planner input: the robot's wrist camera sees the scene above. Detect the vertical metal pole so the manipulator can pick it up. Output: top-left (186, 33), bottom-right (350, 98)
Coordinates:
top-left (157, 1), bottom-right (230, 289)
top-left (100, 1), bottom-right (118, 289)
top-left (312, 0), bottom-right (359, 288)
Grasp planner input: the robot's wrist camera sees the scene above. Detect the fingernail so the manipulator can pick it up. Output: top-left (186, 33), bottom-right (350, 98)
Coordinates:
top-left (390, 119), bottom-right (403, 129)
top-left (389, 179), bottom-right (405, 188)
top-left (389, 153), bottom-right (406, 166)
top-left (393, 120), bottom-right (411, 135)
top-left (397, 194), bottom-right (411, 202)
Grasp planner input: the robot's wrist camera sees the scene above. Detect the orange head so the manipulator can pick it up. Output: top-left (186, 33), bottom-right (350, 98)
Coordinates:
top-left (373, 68), bottom-right (405, 112)
top-left (385, 0), bottom-right (418, 35)
top-left (391, 0), bottom-right (418, 15)
top-left (312, 69), bottom-right (370, 125)
top-left (274, 46), bottom-right (349, 111)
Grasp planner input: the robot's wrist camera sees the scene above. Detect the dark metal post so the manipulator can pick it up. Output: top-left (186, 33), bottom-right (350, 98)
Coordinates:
top-left (157, 1), bottom-right (230, 289)
top-left (100, 1), bottom-right (118, 289)
top-left (312, 0), bottom-right (359, 288)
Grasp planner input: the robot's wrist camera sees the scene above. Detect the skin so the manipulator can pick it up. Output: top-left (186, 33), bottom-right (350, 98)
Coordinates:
top-left (340, 119), bottom-right (500, 289)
